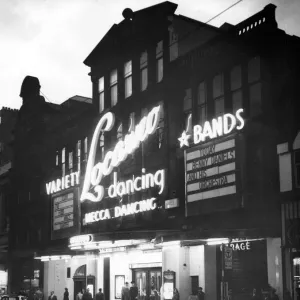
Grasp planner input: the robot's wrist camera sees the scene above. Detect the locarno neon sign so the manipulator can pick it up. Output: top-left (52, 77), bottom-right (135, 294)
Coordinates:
top-left (178, 109), bottom-right (244, 148)
top-left (80, 105), bottom-right (161, 203)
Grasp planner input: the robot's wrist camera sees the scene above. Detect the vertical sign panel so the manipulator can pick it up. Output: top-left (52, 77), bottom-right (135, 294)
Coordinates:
top-left (185, 136), bottom-right (240, 216)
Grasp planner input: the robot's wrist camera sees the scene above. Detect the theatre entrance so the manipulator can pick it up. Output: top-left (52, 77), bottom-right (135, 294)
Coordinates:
top-left (132, 268), bottom-right (162, 300)
top-left (73, 265), bottom-right (86, 300)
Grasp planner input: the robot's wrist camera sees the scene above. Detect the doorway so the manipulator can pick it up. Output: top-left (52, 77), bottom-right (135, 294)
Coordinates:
top-left (73, 265), bottom-right (86, 300)
top-left (132, 268), bottom-right (162, 300)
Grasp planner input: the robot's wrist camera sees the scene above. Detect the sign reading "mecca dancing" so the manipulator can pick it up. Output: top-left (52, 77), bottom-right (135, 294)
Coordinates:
top-left (81, 105), bottom-right (166, 224)
top-left (178, 109), bottom-right (244, 147)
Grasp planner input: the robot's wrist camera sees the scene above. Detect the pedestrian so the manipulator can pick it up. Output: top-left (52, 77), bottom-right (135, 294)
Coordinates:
top-left (197, 287), bottom-right (205, 300)
top-left (252, 288), bottom-right (263, 300)
top-left (130, 282), bottom-right (138, 300)
top-left (122, 282), bottom-right (130, 300)
top-left (172, 288), bottom-right (179, 300)
top-left (48, 291), bottom-right (57, 300)
top-left (76, 290), bottom-right (83, 300)
top-left (83, 288), bottom-right (92, 300)
top-left (269, 288), bottom-right (279, 300)
top-left (96, 289), bottom-right (104, 300)
top-left (64, 288), bottom-right (69, 300)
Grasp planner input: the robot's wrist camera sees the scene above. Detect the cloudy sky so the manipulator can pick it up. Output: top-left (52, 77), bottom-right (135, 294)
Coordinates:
top-left (1, 0), bottom-right (299, 110)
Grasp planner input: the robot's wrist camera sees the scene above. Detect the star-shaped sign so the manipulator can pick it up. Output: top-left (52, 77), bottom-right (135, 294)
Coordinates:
top-left (178, 131), bottom-right (191, 148)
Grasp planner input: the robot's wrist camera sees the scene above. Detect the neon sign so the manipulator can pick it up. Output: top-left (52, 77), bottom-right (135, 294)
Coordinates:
top-left (46, 171), bottom-right (80, 195)
top-left (69, 234), bottom-right (93, 246)
top-left (85, 198), bottom-right (157, 224)
top-left (80, 105), bottom-right (161, 202)
top-left (178, 109), bottom-right (244, 148)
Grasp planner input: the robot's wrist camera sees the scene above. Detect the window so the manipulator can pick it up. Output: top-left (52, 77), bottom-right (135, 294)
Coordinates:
top-left (62, 147), bottom-right (66, 177)
top-left (248, 57), bottom-right (261, 116)
top-left (84, 137), bottom-right (88, 162)
top-left (99, 134), bottom-right (104, 160)
top-left (213, 73), bottom-right (224, 117)
top-left (68, 151), bottom-right (73, 171)
top-left (99, 76), bottom-right (104, 113)
top-left (157, 103), bottom-right (164, 148)
top-left (183, 88), bottom-right (192, 134)
top-left (295, 151), bottom-right (300, 188)
top-left (124, 60), bottom-right (132, 98)
top-left (140, 51), bottom-right (148, 91)
top-left (169, 29), bottom-right (178, 62)
top-left (76, 140), bottom-right (81, 172)
top-left (128, 112), bottom-right (135, 132)
top-left (230, 65), bottom-right (243, 112)
top-left (197, 81), bottom-right (207, 126)
top-left (156, 41), bottom-right (163, 83)
top-left (110, 69), bottom-right (118, 106)
top-left (117, 123), bottom-right (123, 141)
top-left (55, 151), bottom-right (59, 166)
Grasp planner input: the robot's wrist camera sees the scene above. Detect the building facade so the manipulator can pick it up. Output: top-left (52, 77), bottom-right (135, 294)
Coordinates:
top-left (0, 107), bottom-right (18, 293)
top-left (9, 2), bottom-right (300, 300)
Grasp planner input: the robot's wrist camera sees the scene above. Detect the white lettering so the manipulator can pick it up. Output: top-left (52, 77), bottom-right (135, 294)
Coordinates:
top-left (46, 171), bottom-right (80, 195)
top-left (81, 106), bottom-right (161, 202)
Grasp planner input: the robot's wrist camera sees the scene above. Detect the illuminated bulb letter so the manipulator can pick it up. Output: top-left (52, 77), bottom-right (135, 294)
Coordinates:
top-left (211, 116), bottom-right (223, 138)
top-left (223, 113), bottom-right (236, 135)
top-left (154, 169), bottom-right (165, 194)
top-left (202, 121), bottom-right (213, 141)
top-left (235, 108), bottom-right (245, 130)
top-left (193, 125), bottom-right (202, 144)
top-left (146, 105), bottom-right (161, 134)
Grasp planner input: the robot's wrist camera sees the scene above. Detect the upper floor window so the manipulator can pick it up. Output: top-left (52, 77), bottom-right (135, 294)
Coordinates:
top-left (117, 123), bottom-right (123, 142)
top-left (110, 69), bottom-right (118, 106)
top-left (230, 65), bottom-right (243, 112)
top-left (62, 147), bottom-right (66, 177)
top-left (99, 76), bottom-right (105, 113)
top-left (140, 52), bottom-right (148, 91)
top-left (169, 28), bottom-right (178, 62)
top-left (294, 151), bottom-right (300, 188)
top-left (156, 41), bottom-right (163, 83)
top-left (84, 137), bottom-right (88, 162)
top-left (213, 73), bottom-right (224, 117)
top-left (76, 140), bottom-right (81, 172)
top-left (248, 57), bottom-right (261, 116)
top-left (68, 151), bottom-right (73, 171)
top-left (157, 102), bottom-right (164, 149)
top-left (55, 150), bottom-right (59, 166)
top-left (124, 61), bottom-right (132, 98)
top-left (99, 134), bottom-right (104, 160)
top-left (0, 142), bottom-right (3, 153)
top-left (197, 81), bottom-right (207, 126)
top-left (183, 88), bottom-right (192, 134)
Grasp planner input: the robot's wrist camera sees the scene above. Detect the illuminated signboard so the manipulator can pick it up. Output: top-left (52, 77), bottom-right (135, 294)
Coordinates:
top-left (178, 109), bottom-right (244, 148)
top-left (185, 138), bottom-right (236, 203)
top-left (46, 171), bottom-right (80, 195)
top-left (69, 234), bottom-right (93, 246)
top-left (81, 105), bottom-right (165, 224)
top-left (53, 192), bottom-right (75, 230)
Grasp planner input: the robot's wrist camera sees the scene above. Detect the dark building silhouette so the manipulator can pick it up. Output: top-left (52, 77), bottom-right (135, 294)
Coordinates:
top-left (8, 2), bottom-right (300, 300)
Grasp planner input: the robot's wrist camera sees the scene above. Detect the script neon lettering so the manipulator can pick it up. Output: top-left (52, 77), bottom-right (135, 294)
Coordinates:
top-left (80, 105), bottom-right (161, 202)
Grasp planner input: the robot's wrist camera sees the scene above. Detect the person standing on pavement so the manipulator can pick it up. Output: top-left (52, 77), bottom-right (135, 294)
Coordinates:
top-left (122, 283), bottom-right (130, 300)
top-left (96, 289), bottom-right (104, 300)
top-left (83, 288), bottom-right (93, 300)
top-left (197, 287), bottom-right (205, 300)
top-left (130, 282), bottom-right (138, 300)
top-left (63, 288), bottom-right (69, 300)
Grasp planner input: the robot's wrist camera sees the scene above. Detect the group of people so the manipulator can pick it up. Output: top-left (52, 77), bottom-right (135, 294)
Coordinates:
top-left (121, 282), bottom-right (138, 300)
top-left (49, 287), bottom-right (100, 300)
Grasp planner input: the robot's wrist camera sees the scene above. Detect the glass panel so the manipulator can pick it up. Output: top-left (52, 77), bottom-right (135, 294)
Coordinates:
top-left (197, 82), bottom-right (206, 105)
top-left (249, 82), bottom-right (261, 116)
top-left (213, 73), bottom-right (224, 98)
top-left (99, 76), bottom-right (104, 92)
top-left (231, 65), bottom-right (242, 90)
top-left (99, 92), bottom-right (104, 112)
top-left (170, 43), bottom-right (178, 62)
top-left (183, 89), bottom-right (192, 111)
top-left (124, 60), bottom-right (132, 77)
top-left (197, 105), bottom-right (206, 126)
top-left (157, 58), bottom-right (163, 83)
top-left (248, 56), bottom-right (260, 83)
top-left (140, 52), bottom-right (148, 68)
top-left (141, 68), bottom-right (148, 91)
top-left (110, 69), bottom-right (118, 85)
top-left (215, 97), bottom-right (224, 117)
top-left (111, 85), bottom-right (118, 106)
top-left (69, 152), bottom-right (73, 169)
top-left (156, 41), bottom-right (163, 57)
top-left (125, 76), bottom-right (132, 98)
top-left (136, 272), bottom-right (147, 300)
top-left (232, 89), bottom-right (242, 112)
